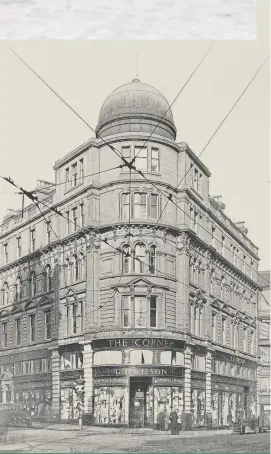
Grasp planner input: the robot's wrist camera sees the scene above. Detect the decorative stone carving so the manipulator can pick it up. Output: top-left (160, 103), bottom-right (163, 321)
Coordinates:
top-left (177, 232), bottom-right (190, 253)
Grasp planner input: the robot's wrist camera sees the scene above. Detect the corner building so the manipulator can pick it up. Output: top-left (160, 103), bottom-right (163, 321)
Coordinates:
top-left (0, 79), bottom-right (260, 428)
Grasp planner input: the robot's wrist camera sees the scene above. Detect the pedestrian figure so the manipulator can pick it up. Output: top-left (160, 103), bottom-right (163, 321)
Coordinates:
top-left (0, 409), bottom-right (9, 442)
top-left (157, 409), bottom-right (166, 430)
top-left (76, 402), bottom-right (83, 431)
top-left (165, 410), bottom-right (170, 431)
top-left (169, 408), bottom-right (179, 435)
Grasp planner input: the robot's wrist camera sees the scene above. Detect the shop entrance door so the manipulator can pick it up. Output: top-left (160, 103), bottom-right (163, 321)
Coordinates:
top-left (129, 378), bottom-right (151, 428)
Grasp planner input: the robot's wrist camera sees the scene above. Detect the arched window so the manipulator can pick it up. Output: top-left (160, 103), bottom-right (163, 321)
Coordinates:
top-left (74, 255), bottom-right (79, 282)
top-left (78, 253), bottom-right (85, 280)
top-left (133, 243), bottom-right (145, 273)
top-left (149, 246), bottom-right (156, 274)
top-left (45, 265), bottom-right (52, 292)
top-left (69, 258), bottom-right (74, 284)
top-left (2, 282), bottom-right (9, 306)
top-left (16, 277), bottom-right (21, 302)
top-left (220, 275), bottom-right (225, 298)
top-left (122, 245), bottom-right (132, 274)
top-left (30, 272), bottom-right (36, 297)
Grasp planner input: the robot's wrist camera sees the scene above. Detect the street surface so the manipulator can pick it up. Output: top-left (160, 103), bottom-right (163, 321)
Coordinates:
top-left (0, 426), bottom-right (269, 453)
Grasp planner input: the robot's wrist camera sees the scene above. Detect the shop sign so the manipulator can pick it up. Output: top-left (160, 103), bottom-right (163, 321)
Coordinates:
top-left (93, 377), bottom-right (128, 386)
top-left (92, 337), bottom-right (184, 351)
top-left (61, 380), bottom-right (76, 388)
top-left (93, 366), bottom-right (184, 378)
top-left (260, 396), bottom-right (271, 405)
top-left (214, 351), bottom-right (257, 368)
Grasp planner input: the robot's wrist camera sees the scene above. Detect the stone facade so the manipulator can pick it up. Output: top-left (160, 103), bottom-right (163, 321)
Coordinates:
top-left (258, 270), bottom-right (270, 428)
top-left (0, 79), bottom-right (260, 427)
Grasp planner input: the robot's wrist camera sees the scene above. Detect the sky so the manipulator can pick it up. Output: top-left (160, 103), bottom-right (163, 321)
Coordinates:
top-left (0, 0), bottom-right (256, 40)
top-left (0, 2), bottom-right (269, 270)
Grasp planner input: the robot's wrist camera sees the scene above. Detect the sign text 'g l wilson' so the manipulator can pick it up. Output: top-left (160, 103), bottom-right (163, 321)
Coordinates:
top-left (93, 366), bottom-right (184, 378)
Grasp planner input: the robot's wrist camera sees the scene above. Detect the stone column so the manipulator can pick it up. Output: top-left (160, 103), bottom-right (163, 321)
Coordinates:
top-left (176, 233), bottom-right (190, 332)
top-left (51, 348), bottom-right (60, 421)
top-left (182, 344), bottom-right (193, 430)
top-left (83, 343), bottom-right (94, 416)
top-left (205, 350), bottom-right (212, 428)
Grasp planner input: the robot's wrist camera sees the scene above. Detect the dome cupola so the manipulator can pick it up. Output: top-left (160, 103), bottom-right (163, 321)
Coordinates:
top-left (96, 79), bottom-right (176, 140)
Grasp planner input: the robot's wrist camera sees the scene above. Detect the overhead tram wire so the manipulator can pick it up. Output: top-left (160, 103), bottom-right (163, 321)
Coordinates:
top-left (5, 46), bottom-right (270, 286)
top-left (130, 44), bottom-right (213, 166)
top-left (156, 54), bottom-right (270, 226)
top-left (1, 176), bottom-right (211, 321)
top-left (0, 175), bottom-right (263, 324)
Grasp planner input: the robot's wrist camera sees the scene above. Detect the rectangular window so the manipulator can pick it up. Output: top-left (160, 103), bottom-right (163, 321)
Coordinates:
top-left (134, 192), bottom-right (147, 218)
top-left (72, 304), bottom-right (77, 334)
top-left (134, 297), bottom-right (147, 328)
top-left (194, 211), bottom-right (198, 234)
top-left (121, 193), bottom-right (130, 219)
top-left (151, 148), bottom-right (159, 173)
top-left (17, 237), bottom-right (22, 258)
top-left (15, 318), bottom-right (21, 345)
top-left (251, 330), bottom-right (255, 355)
top-left (80, 203), bottom-right (84, 227)
top-left (66, 211), bottom-right (70, 235)
top-left (212, 313), bottom-right (216, 341)
top-left (222, 317), bottom-right (226, 345)
top-left (150, 194), bottom-right (159, 219)
top-left (72, 207), bottom-right (78, 232)
top-left (2, 322), bottom-right (7, 348)
top-left (211, 226), bottom-right (215, 248)
top-left (121, 146), bottom-right (131, 165)
top-left (221, 235), bottom-right (225, 256)
top-left (29, 314), bottom-right (36, 343)
top-left (46, 221), bottom-right (51, 244)
top-left (150, 296), bottom-right (157, 328)
top-left (243, 327), bottom-right (247, 352)
top-left (231, 322), bottom-right (236, 349)
top-left (79, 158), bottom-right (84, 183)
top-left (72, 163), bottom-right (78, 187)
top-left (45, 311), bottom-right (52, 340)
top-left (122, 296), bottom-right (130, 328)
top-left (134, 147), bottom-right (147, 171)
top-left (194, 168), bottom-right (199, 191)
top-left (30, 228), bottom-right (35, 252)
top-left (65, 168), bottom-right (70, 191)
top-left (3, 243), bottom-right (8, 264)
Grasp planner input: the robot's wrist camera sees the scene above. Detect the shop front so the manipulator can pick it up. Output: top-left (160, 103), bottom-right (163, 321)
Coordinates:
top-left (13, 374), bottom-right (52, 419)
top-left (92, 336), bottom-right (186, 427)
top-left (211, 350), bottom-right (257, 427)
top-left (59, 344), bottom-right (84, 422)
top-left (191, 372), bottom-right (206, 427)
top-left (93, 365), bottom-right (184, 427)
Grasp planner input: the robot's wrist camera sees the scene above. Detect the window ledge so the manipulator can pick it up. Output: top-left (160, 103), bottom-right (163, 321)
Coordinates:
top-left (64, 183), bottom-right (83, 195)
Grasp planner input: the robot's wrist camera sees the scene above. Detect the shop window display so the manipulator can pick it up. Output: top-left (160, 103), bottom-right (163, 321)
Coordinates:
top-left (60, 387), bottom-right (79, 420)
top-left (191, 389), bottom-right (205, 426)
top-left (94, 387), bottom-right (126, 425)
top-left (211, 391), bottom-right (219, 427)
top-left (153, 386), bottom-right (183, 425)
top-left (14, 388), bottom-right (52, 419)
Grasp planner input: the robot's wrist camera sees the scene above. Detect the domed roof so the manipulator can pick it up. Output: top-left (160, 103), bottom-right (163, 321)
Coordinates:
top-left (96, 79), bottom-right (176, 140)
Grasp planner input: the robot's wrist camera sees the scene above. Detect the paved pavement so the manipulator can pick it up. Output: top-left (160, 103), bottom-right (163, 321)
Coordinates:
top-left (0, 426), bottom-right (269, 453)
